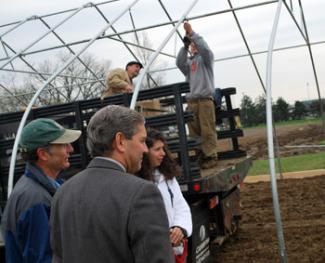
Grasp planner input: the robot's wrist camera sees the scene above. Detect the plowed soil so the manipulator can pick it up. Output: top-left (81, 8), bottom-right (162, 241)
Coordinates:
top-left (211, 175), bottom-right (325, 262)
top-left (238, 124), bottom-right (324, 159)
top-left (211, 123), bottom-right (325, 262)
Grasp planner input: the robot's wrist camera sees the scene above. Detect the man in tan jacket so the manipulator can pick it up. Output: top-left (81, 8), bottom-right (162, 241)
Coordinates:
top-left (101, 61), bottom-right (143, 99)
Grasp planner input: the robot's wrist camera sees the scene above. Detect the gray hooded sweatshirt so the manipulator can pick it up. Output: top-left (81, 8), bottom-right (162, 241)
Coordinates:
top-left (176, 32), bottom-right (215, 100)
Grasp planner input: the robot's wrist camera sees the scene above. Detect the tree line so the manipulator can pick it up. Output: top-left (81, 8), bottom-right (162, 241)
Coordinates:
top-left (240, 94), bottom-right (325, 127)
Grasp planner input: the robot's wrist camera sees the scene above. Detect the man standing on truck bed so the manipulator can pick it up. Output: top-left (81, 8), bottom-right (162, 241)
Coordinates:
top-left (50, 105), bottom-right (174, 263)
top-left (1, 118), bottom-right (81, 263)
top-left (176, 21), bottom-right (218, 169)
top-left (101, 61), bottom-right (143, 98)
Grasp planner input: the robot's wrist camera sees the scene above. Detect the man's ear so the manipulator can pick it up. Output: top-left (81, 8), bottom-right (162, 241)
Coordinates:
top-left (36, 148), bottom-right (50, 161)
top-left (114, 132), bottom-right (127, 153)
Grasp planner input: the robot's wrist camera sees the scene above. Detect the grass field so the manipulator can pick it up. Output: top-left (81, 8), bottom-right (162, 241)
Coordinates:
top-left (248, 152), bottom-right (325, 176)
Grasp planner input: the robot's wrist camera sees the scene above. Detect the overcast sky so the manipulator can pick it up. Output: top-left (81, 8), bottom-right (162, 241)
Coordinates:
top-left (0, 0), bottom-right (324, 107)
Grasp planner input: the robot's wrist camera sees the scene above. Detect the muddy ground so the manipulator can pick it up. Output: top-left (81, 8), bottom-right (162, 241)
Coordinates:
top-left (238, 123), bottom-right (324, 160)
top-left (211, 123), bottom-right (325, 262)
top-left (211, 175), bottom-right (325, 262)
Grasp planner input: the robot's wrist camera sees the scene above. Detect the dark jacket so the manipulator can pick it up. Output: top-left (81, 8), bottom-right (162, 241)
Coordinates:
top-left (50, 158), bottom-right (174, 263)
top-left (1, 163), bottom-right (61, 263)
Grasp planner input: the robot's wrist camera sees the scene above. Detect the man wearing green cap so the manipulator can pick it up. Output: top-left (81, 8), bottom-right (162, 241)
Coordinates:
top-left (1, 118), bottom-right (81, 263)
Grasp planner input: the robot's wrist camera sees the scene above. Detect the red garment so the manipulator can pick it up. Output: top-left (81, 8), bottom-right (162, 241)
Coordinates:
top-left (175, 239), bottom-right (188, 263)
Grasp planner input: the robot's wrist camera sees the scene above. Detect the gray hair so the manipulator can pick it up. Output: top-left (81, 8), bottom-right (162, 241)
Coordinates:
top-left (87, 105), bottom-right (145, 157)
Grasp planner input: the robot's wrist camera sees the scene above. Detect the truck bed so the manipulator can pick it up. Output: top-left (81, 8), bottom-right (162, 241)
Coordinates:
top-left (181, 156), bottom-right (252, 194)
top-left (201, 156), bottom-right (251, 178)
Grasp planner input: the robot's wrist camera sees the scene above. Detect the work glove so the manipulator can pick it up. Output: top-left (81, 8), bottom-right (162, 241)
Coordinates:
top-left (183, 35), bottom-right (191, 49)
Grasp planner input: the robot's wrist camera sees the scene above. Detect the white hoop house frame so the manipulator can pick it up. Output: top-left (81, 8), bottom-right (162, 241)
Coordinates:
top-left (1, 1), bottom-right (325, 261)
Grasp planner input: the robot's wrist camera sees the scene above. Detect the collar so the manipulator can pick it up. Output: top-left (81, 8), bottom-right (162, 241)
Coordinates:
top-left (153, 169), bottom-right (164, 183)
top-left (24, 162), bottom-right (60, 196)
top-left (46, 175), bottom-right (61, 189)
top-left (95, 157), bottom-right (126, 172)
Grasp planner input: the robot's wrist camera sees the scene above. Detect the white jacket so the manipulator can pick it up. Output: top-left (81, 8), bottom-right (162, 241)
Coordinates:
top-left (154, 169), bottom-right (192, 237)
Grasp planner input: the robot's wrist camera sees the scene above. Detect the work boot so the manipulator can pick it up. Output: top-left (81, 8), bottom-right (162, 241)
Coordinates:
top-left (200, 156), bottom-right (218, 169)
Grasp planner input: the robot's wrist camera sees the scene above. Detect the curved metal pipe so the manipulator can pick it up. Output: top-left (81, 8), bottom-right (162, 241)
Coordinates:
top-left (7, 0), bottom-right (140, 197)
top-left (265, 0), bottom-right (287, 261)
top-left (0, 17), bottom-right (30, 38)
top-left (130, 0), bottom-right (200, 109)
top-left (0, 5), bottom-right (85, 70)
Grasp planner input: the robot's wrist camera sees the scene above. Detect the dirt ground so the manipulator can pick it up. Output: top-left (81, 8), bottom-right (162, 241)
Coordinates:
top-left (211, 174), bottom-right (325, 262)
top-left (210, 123), bottom-right (325, 262)
top-left (237, 123), bottom-right (324, 160)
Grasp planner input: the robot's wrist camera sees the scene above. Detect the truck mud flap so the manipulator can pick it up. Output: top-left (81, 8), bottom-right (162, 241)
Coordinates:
top-left (188, 200), bottom-right (210, 263)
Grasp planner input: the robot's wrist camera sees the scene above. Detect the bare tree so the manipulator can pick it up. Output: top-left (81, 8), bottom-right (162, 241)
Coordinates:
top-left (133, 32), bottom-right (166, 89)
top-left (0, 52), bottom-right (110, 113)
top-left (0, 72), bottom-right (37, 113)
top-left (27, 52), bottom-right (111, 105)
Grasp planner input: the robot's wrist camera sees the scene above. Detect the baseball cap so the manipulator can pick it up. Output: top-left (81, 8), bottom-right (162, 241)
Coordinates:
top-left (20, 118), bottom-right (81, 151)
top-left (125, 61), bottom-right (143, 69)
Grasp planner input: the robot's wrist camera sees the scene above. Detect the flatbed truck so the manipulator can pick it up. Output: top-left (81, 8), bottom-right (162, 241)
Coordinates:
top-left (0, 82), bottom-right (252, 262)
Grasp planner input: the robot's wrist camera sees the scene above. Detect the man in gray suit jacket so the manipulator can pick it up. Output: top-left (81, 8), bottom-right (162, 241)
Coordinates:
top-left (50, 105), bottom-right (174, 263)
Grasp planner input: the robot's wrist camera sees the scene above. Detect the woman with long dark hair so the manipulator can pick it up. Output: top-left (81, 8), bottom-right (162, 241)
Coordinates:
top-left (138, 129), bottom-right (192, 259)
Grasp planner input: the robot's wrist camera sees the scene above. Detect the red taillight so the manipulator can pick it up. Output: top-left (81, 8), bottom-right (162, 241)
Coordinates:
top-left (193, 183), bottom-right (201, 192)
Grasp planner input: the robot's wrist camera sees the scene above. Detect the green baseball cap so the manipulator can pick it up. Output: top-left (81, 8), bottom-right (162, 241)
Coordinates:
top-left (20, 118), bottom-right (81, 151)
